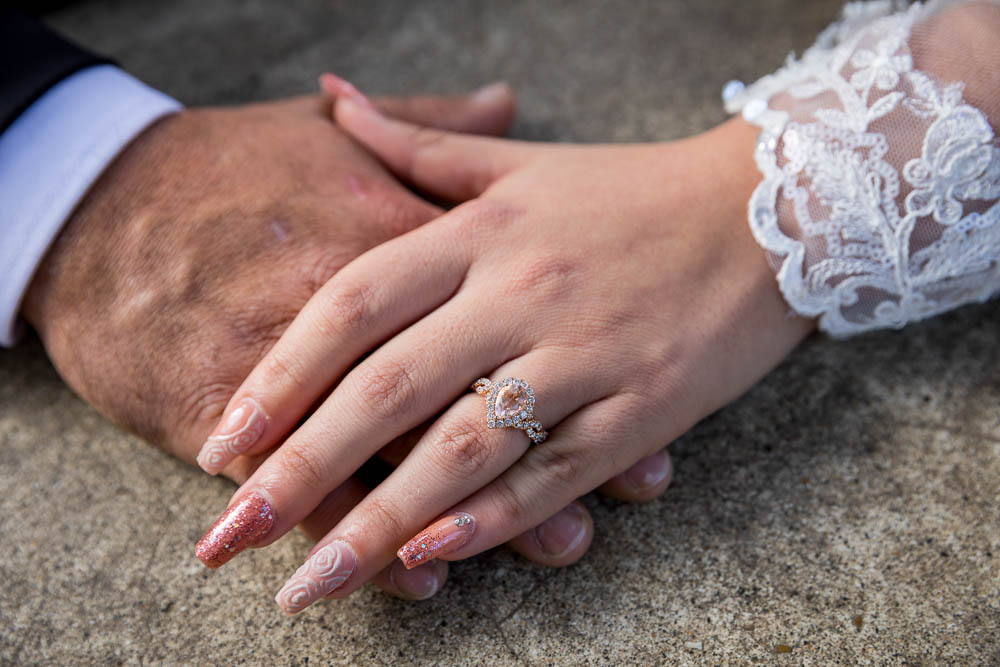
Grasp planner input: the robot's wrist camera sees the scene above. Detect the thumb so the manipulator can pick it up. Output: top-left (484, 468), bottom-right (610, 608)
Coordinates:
top-left (320, 74), bottom-right (516, 136)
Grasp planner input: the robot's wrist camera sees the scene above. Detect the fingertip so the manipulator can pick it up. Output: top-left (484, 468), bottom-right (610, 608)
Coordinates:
top-left (506, 501), bottom-right (594, 567)
top-left (599, 450), bottom-right (673, 503)
top-left (318, 73), bottom-right (339, 98)
top-left (319, 73), bottom-right (377, 110)
top-left (376, 559), bottom-right (448, 601)
top-left (465, 81), bottom-right (516, 136)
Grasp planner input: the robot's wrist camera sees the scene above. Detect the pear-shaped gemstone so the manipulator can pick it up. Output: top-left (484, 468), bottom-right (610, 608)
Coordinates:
top-left (493, 384), bottom-right (529, 419)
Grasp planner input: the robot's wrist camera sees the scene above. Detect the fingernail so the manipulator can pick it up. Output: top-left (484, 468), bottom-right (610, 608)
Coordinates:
top-left (196, 397), bottom-right (267, 475)
top-left (195, 492), bottom-right (275, 568)
top-left (533, 504), bottom-right (587, 557)
top-left (625, 450), bottom-right (672, 491)
top-left (275, 540), bottom-right (357, 614)
top-left (389, 560), bottom-right (441, 600)
top-left (471, 81), bottom-right (510, 106)
top-left (319, 72), bottom-right (377, 110)
top-left (398, 512), bottom-right (475, 569)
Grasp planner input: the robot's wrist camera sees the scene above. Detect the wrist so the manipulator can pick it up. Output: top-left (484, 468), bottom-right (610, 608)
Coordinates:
top-left (664, 117), bottom-right (816, 344)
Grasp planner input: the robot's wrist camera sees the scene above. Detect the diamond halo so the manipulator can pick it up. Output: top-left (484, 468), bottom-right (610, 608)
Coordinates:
top-left (473, 377), bottom-right (548, 445)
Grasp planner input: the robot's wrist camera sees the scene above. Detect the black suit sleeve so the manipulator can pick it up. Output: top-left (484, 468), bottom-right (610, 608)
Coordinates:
top-left (0, 10), bottom-right (111, 133)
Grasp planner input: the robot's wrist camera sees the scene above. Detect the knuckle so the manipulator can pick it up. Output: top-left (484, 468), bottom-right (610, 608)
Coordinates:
top-left (277, 443), bottom-right (330, 489)
top-left (485, 474), bottom-right (531, 527)
top-left (434, 418), bottom-right (498, 476)
top-left (528, 444), bottom-right (591, 488)
top-left (259, 349), bottom-right (311, 394)
top-left (302, 250), bottom-right (354, 296)
top-left (355, 359), bottom-right (419, 420)
top-left (315, 280), bottom-right (379, 339)
top-left (450, 199), bottom-right (522, 241)
top-left (228, 306), bottom-right (296, 360)
top-left (358, 495), bottom-right (406, 542)
top-left (507, 254), bottom-right (577, 300)
top-left (370, 194), bottom-right (437, 239)
top-left (176, 380), bottom-right (236, 437)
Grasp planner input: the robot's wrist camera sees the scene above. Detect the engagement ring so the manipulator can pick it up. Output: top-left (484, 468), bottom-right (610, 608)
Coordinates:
top-left (473, 377), bottom-right (548, 445)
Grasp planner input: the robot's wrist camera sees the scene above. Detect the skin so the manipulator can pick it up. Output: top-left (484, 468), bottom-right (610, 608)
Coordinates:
top-left (205, 90), bottom-right (817, 612)
top-left (22, 88), bottom-right (670, 600)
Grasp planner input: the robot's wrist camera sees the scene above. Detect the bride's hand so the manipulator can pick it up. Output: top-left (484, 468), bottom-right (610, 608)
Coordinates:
top-left (200, 85), bottom-right (813, 613)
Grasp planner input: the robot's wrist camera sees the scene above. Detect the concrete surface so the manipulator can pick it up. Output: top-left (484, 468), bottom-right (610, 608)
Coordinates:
top-left (2, 0), bottom-right (998, 664)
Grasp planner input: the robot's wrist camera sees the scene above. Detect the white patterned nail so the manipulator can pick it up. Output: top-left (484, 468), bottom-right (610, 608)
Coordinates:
top-left (275, 540), bottom-right (357, 614)
top-left (196, 397), bottom-right (267, 474)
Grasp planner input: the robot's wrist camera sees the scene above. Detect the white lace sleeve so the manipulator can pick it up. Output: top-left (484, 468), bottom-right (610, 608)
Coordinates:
top-left (724, 0), bottom-right (1000, 337)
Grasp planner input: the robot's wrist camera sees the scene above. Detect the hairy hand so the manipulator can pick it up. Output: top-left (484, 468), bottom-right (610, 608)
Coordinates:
top-left (22, 90), bottom-right (529, 598)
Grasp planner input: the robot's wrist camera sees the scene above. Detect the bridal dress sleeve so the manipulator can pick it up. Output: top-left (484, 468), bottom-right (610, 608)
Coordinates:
top-left (723, 0), bottom-right (1000, 336)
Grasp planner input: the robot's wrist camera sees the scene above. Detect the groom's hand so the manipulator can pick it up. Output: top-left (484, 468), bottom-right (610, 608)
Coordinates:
top-left (22, 90), bottom-right (515, 469)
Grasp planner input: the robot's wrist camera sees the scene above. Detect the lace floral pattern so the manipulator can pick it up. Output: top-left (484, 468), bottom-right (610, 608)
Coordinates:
top-left (725, 1), bottom-right (1000, 336)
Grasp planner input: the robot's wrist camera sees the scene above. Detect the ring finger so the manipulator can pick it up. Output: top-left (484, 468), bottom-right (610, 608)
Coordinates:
top-left (272, 350), bottom-right (605, 613)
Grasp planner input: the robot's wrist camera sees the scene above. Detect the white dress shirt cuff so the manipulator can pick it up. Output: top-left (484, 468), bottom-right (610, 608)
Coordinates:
top-left (0, 64), bottom-right (182, 346)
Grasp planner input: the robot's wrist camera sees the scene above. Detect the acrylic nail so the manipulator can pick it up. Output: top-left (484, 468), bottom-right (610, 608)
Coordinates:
top-left (388, 559), bottom-right (441, 600)
top-left (196, 397), bottom-right (267, 475)
top-left (624, 449), bottom-right (672, 491)
top-left (398, 512), bottom-right (475, 569)
top-left (275, 540), bottom-right (357, 614)
top-left (195, 492), bottom-right (275, 568)
top-left (533, 504), bottom-right (587, 557)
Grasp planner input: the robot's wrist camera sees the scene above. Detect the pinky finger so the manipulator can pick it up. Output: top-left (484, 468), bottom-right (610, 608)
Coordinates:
top-left (376, 501), bottom-right (592, 601)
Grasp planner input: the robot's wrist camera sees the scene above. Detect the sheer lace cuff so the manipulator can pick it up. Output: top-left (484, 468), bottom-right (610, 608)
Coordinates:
top-left (725, 0), bottom-right (1000, 336)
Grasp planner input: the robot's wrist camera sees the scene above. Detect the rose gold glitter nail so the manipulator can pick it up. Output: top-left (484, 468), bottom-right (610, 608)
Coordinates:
top-left (195, 493), bottom-right (275, 568)
top-left (398, 512), bottom-right (475, 569)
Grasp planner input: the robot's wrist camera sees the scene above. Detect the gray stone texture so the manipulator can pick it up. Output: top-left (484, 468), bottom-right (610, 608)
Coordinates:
top-left (2, 0), bottom-right (998, 664)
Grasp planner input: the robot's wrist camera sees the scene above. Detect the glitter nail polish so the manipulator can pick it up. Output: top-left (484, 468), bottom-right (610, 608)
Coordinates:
top-left (275, 540), bottom-right (357, 614)
top-left (195, 493), bottom-right (275, 568)
top-left (196, 397), bottom-right (268, 475)
top-left (397, 512), bottom-right (475, 570)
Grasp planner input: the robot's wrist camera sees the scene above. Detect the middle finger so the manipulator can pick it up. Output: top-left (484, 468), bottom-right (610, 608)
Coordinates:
top-left (195, 293), bottom-right (520, 567)
top-left (273, 348), bottom-right (606, 612)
